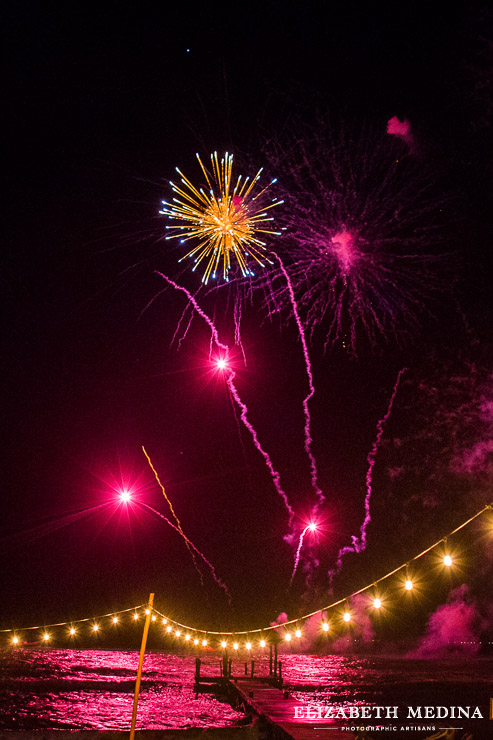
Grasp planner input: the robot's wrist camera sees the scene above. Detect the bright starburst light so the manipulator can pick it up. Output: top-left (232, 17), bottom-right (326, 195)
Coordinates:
top-left (160, 152), bottom-right (283, 284)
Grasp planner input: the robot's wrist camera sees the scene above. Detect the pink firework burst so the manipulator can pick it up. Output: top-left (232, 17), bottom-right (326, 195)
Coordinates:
top-left (263, 118), bottom-right (454, 355)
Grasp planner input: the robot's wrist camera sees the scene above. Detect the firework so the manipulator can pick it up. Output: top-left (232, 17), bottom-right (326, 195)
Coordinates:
top-left (140, 503), bottom-right (231, 603)
top-left (160, 152), bottom-right (283, 284)
top-left (155, 271), bottom-right (294, 524)
top-left (290, 521), bottom-right (318, 584)
top-left (330, 368), bottom-right (407, 579)
top-left (142, 445), bottom-right (203, 584)
top-left (263, 119), bottom-right (452, 355)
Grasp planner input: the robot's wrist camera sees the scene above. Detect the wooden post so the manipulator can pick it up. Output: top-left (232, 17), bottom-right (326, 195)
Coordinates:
top-left (269, 643), bottom-right (273, 675)
top-left (244, 661), bottom-right (248, 675)
top-left (228, 658), bottom-right (232, 678)
top-left (278, 660), bottom-right (283, 685)
top-left (250, 659), bottom-right (254, 678)
top-left (222, 650), bottom-right (228, 680)
top-left (129, 593), bottom-right (154, 740)
top-left (274, 643), bottom-right (278, 676)
top-left (195, 658), bottom-right (201, 683)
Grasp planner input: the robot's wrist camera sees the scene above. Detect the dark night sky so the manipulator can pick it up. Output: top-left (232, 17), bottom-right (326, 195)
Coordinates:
top-left (2, 3), bottom-right (492, 635)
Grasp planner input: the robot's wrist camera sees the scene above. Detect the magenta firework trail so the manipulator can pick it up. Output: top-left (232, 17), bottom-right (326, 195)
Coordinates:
top-left (273, 252), bottom-right (324, 510)
top-left (263, 119), bottom-right (452, 355)
top-left (140, 503), bottom-right (231, 603)
top-left (331, 368), bottom-right (407, 578)
top-left (155, 271), bottom-right (294, 524)
top-left (290, 521), bottom-right (318, 584)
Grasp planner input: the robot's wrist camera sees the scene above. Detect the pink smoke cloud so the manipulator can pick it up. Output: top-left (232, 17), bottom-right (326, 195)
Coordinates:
top-left (408, 584), bottom-right (487, 658)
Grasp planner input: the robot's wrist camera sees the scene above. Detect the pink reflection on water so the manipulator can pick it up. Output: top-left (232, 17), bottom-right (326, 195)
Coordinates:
top-left (0, 650), bottom-right (243, 730)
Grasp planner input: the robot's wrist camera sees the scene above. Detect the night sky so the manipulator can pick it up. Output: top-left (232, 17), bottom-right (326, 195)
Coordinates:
top-left (2, 3), bottom-right (492, 637)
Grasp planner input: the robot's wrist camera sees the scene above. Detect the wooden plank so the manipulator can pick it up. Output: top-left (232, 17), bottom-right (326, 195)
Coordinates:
top-left (232, 678), bottom-right (348, 740)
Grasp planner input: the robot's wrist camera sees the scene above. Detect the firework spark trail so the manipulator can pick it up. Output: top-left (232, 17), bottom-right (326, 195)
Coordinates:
top-left (155, 271), bottom-right (294, 523)
top-left (332, 367), bottom-right (407, 576)
top-left (290, 524), bottom-right (311, 584)
top-left (273, 252), bottom-right (325, 510)
top-left (140, 502), bottom-right (231, 604)
top-left (142, 445), bottom-right (203, 584)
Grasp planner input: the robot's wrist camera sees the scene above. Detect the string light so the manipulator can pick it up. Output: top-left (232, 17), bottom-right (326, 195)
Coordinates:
top-left (221, 640), bottom-right (227, 649)
top-left (3, 506), bottom-right (490, 649)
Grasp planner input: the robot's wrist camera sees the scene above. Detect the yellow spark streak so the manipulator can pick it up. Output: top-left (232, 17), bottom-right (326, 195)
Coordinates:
top-left (161, 152), bottom-right (282, 284)
top-left (142, 446), bottom-right (200, 574)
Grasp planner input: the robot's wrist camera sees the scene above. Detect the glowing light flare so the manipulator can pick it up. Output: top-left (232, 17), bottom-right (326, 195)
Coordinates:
top-left (43, 632), bottom-right (50, 642)
top-left (145, 609), bottom-right (150, 615)
top-left (221, 640), bottom-right (227, 649)
top-left (215, 357), bottom-right (228, 371)
top-left (175, 630), bottom-right (181, 637)
top-left (295, 629), bottom-right (302, 638)
top-left (162, 618), bottom-right (167, 625)
top-left (133, 613), bottom-right (139, 621)
top-left (245, 641), bottom-right (252, 650)
top-left (405, 579), bottom-right (414, 591)
top-left (92, 624), bottom-right (99, 632)
top-left (343, 612), bottom-right (351, 623)
top-left (193, 638), bottom-right (199, 646)
top-left (373, 598), bottom-right (382, 609)
top-left (443, 554), bottom-right (453, 567)
top-left (112, 616), bottom-right (119, 624)
top-left (166, 626), bottom-right (172, 633)
top-left (284, 632), bottom-right (292, 642)
top-left (119, 490), bottom-right (132, 504)
top-left (160, 151), bottom-right (281, 284)
top-left (202, 639), bottom-right (207, 647)
top-left (321, 622), bottom-right (329, 632)
top-left (259, 639), bottom-right (266, 647)
top-left (69, 627), bottom-right (76, 636)
top-left (185, 634), bottom-right (191, 641)
top-left (12, 636), bottom-right (19, 645)
top-left (233, 642), bottom-right (239, 650)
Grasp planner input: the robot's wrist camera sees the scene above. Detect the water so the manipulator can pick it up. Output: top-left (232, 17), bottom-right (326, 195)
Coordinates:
top-left (0, 649), bottom-right (491, 736)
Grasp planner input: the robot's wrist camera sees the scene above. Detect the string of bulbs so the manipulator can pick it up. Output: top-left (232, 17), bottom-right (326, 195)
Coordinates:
top-left (3, 503), bottom-right (491, 648)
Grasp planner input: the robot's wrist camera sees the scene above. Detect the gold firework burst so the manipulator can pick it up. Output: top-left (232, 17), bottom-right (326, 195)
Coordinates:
top-left (160, 152), bottom-right (283, 284)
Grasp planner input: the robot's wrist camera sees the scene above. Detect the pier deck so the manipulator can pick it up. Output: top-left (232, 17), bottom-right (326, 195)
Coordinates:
top-left (231, 677), bottom-right (348, 740)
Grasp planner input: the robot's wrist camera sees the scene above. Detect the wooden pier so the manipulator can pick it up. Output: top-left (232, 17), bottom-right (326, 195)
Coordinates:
top-left (194, 658), bottom-right (348, 740)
